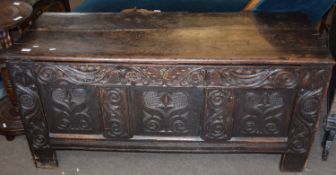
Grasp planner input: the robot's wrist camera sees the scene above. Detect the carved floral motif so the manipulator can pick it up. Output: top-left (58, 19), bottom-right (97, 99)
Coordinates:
top-left (141, 91), bottom-right (191, 134)
top-left (49, 88), bottom-right (95, 132)
top-left (234, 91), bottom-right (289, 137)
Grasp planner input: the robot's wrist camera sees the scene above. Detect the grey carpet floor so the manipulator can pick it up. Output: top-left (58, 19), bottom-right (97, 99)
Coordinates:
top-left (0, 129), bottom-right (335, 175)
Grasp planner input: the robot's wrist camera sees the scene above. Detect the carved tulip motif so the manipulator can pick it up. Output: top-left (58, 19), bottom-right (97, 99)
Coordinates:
top-left (51, 88), bottom-right (93, 131)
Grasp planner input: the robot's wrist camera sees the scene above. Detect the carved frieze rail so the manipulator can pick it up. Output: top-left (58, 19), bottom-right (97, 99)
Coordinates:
top-left (32, 63), bottom-right (310, 88)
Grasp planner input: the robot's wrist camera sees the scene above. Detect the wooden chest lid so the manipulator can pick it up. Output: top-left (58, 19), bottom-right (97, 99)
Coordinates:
top-left (1, 12), bottom-right (334, 65)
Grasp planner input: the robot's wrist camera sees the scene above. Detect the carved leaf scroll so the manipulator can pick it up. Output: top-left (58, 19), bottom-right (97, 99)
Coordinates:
top-left (101, 87), bottom-right (131, 138)
top-left (208, 68), bottom-right (299, 88)
top-left (202, 89), bottom-right (234, 140)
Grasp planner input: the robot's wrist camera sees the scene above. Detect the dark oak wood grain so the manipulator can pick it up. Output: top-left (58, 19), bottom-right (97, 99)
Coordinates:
top-left (2, 13), bottom-right (333, 64)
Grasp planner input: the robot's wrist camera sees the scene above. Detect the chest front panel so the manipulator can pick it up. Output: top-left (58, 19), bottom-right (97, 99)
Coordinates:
top-left (11, 62), bottom-right (329, 143)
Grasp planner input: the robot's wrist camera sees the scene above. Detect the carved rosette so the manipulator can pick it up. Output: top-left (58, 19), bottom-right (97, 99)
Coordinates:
top-left (287, 69), bottom-right (329, 154)
top-left (202, 89), bottom-right (233, 140)
top-left (101, 87), bottom-right (131, 138)
top-left (8, 64), bottom-right (50, 149)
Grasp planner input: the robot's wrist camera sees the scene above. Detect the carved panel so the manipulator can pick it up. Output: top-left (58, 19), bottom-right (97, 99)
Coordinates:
top-left (7, 63), bottom-right (50, 150)
top-left (202, 89), bottom-right (234, 141)
top-left (287, 69), bottom-right (329, 153)
top-left (132, 87), bottom-right (203, 136)
top-left (34, 63), bottom-right (304, 88)
top-left (233, 90), bottom-right (294, 137)
top-left (100, 87), bottom-right (131, 138)
top-left (41, 86), bottom-right (101, 134)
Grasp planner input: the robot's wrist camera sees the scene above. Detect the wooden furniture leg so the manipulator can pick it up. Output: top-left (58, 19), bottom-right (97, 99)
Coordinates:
top-left (322, 129), bottom-right (336, 160)
top-left (280, 75), bottom-right (329, 171)
top-left (322, 93), bottom-right (336, 160)
top-left (1, 51), bottom-right (24, 141)
top-left (8, 64), bottom-right (58, 168)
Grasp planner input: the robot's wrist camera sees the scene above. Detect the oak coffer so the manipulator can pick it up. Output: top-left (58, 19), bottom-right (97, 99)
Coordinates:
top-left (0, 12), bottom-right (334, 172)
